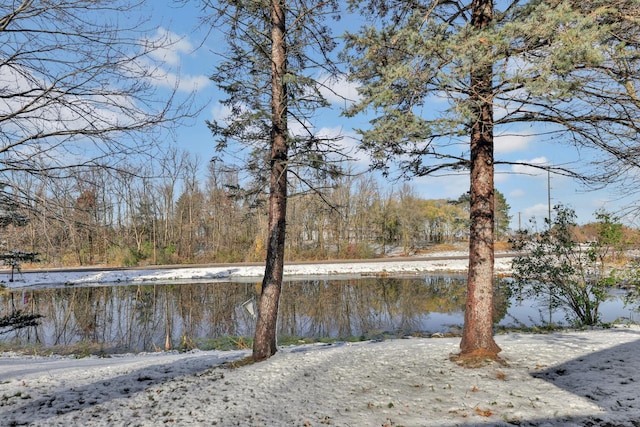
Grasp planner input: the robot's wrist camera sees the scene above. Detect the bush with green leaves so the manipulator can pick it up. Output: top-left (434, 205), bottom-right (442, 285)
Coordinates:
top-left (509, 205), bottom-right (627, 327)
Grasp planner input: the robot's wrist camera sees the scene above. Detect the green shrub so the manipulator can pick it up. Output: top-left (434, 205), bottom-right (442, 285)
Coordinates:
top-left (509, 205), bottom-right (627, 326)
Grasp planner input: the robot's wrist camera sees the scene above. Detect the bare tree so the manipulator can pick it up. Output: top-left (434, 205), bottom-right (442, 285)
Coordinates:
top-left (0, 1), bottom-right (194, 218)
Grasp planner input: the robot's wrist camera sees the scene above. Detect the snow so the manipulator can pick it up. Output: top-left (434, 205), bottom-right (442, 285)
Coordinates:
top-left (0, 252), bottom-right (511, 289)
top-left (1, 254), bottom-right (640, 426)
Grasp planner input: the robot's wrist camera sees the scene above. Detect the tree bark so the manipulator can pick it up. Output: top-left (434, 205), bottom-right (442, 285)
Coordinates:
top-left (253, 0), bottom-right (288, 362)
top-left (460, 0), bottom-right (501, 358)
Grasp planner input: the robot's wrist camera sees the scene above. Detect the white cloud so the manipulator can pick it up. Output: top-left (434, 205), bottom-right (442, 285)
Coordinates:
top-left (511, 156), bottom-right (549, 177)
top-left (495, 132), bottom-right (534, 154)
top-left (0, 62), bottom-right (145, 143)
top-left (509, 188), bottom-right (525, 198)
top-left (521, 203), bottom-right (551, 225)
top-left (318, 127), bottom-right (369, 167)
top-left (139, 28), bottom-right (211, 93)
top-left (210, 103), bottom-right (232, 123)
top-left (288, 118), bottom-right (311, 138)
top-left (142, 61), bottom-right (210, 93)
top-left (145, 28), bottom-right (195, 66)
top-left (318, 74), bottom-right (361, 106)
top-left (314, 125), bottom-right (345, 141)
top-left (494, 171), bottom-right (509, 184)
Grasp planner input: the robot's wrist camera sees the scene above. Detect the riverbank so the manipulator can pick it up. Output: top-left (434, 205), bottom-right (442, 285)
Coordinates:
top-left (0, 251), bottom-right (516, 289)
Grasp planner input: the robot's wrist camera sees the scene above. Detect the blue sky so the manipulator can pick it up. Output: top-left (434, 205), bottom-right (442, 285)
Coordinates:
top-left (142, 2), bottom-right (638, 231)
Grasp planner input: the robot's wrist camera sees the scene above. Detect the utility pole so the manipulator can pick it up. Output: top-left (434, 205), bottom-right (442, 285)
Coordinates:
top-left (547, 168), bottom-right (552, 229)
top-left (546, 167), bottom-right (553, 325)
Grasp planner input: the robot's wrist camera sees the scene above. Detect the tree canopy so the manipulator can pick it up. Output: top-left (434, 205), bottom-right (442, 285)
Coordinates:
top-left (343, 0), bottom-right (640, 181)
top-left (205, 0), bottom-right (349, 196)
top-left (203, 0), bottom-right (347, 361)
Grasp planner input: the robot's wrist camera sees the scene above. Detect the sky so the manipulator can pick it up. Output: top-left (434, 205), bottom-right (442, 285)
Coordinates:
top-left (139, 2), bottom-right (639, 231)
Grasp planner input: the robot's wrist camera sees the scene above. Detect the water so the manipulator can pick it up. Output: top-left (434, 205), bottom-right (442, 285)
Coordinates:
top-left (0, 275), bottom-right (636, 353)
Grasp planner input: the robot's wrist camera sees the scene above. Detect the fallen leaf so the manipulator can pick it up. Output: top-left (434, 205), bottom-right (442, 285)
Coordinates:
top-left (475, 408), bottom-right (492, 417)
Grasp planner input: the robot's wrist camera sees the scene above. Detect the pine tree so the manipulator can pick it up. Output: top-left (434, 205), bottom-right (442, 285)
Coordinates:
top-left (204, 0), bottom-right (346, 361)
top-left (344, 0), bottom-right (640, 359)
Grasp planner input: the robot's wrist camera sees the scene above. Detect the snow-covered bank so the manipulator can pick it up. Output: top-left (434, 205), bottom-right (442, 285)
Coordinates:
top-left (1, 326), bottom-right (640, 426)
top-left (0, 252), bottom-right (514, 289)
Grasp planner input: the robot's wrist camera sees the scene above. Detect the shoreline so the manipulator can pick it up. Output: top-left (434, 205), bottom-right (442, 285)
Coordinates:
top-left (1, 252), bottom-right (516, 289)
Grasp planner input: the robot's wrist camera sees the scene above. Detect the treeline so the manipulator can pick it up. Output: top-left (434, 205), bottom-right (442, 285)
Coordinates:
top-left (2, 155), bottom-right (511, 267)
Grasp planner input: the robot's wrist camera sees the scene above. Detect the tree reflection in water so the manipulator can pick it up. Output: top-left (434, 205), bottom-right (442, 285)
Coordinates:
top-left (0, 276), bottom-right (512, 353)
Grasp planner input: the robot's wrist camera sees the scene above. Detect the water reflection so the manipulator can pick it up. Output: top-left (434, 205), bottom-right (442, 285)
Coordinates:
top-left (0, 276), bottom-right (634, 353)
top-left (279, 275), bottom-right (474, 340)
top-left (1, 282), bottom-right (258, 353)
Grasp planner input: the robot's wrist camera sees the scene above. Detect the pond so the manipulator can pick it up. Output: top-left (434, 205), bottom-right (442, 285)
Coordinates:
top-left (0, 275), bottom-right (637, 354)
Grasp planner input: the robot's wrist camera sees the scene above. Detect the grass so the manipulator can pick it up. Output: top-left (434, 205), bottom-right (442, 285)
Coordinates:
top-left (191, 336), bottom-right (253, 351)
top-left (0, 331), bottom-right (423, 356)
top-left (2, 320), bottom-right (636, 357)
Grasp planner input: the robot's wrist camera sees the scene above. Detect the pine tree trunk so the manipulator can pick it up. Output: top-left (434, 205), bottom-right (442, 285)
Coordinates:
top-left (253, 0), bottom-right (288, 362)
top-left (460, 0), bottom-right (501, 359)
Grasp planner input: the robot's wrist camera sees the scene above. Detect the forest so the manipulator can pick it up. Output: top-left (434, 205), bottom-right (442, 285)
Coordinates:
top-left (2, 159), bottom-right (512, 268)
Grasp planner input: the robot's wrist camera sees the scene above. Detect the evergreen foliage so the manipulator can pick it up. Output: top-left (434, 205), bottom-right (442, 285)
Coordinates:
top-left (343, 0), bottom-right (640, 181)
top-left (203, 0), bottom-right (347, 361)
top-left (453, 189), bottom-right (511, 238)
top-left (205, 0), bottom-right (348, 196)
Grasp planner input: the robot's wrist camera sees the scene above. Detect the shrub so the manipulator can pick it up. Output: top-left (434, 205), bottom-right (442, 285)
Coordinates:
top-left (509, 205), bottom-right (627, 326)
top-left (337, 243), bottom-right (375, 260)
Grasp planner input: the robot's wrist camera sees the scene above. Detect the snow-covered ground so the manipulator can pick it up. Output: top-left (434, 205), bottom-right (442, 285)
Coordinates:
top-left (1, 328), bottom-right (639, 426)
top-left (0, 251), bottom-right (512, 289)
top-left (1, 254), bottom-right (640, 426)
